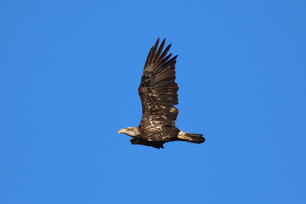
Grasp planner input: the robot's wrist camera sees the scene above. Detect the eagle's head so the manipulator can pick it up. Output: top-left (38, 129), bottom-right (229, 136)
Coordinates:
top-left (118, 127), bottom-right (141, 137)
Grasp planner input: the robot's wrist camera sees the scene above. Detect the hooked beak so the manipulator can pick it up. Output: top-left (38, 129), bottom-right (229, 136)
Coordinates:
top-left (118, 129), bottom-right (124, 134)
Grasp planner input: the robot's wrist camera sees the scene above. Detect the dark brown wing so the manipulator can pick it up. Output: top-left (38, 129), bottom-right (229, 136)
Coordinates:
top-left (138, 38), bottom-right (179, 127)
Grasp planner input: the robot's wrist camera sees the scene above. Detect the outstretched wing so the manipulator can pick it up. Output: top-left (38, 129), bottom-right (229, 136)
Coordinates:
top-left (138, 38), bottom-right (179, 127)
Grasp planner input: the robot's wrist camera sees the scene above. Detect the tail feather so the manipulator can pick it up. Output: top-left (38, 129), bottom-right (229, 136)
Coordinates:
top-left (177, 131), bottom-right (205, 144)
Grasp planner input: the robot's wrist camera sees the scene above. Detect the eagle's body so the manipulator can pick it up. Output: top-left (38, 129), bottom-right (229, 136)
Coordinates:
top-left (118, 38), bottom-right (205, 148)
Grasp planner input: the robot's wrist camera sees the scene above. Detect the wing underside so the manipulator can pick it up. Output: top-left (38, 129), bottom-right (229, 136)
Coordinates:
top-left (138, 38), bottom-right (179, 128)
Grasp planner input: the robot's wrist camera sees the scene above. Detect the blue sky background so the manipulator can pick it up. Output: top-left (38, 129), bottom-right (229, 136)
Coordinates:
top-left (1, 0), bottom-right (305, 203)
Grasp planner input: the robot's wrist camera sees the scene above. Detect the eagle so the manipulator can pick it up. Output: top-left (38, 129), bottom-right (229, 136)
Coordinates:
top-left (118, 38), bottom-right (205, 149)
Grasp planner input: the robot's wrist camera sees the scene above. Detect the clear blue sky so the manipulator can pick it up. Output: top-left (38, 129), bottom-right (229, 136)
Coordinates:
top-left (1, 0), bottom-right (305, 203)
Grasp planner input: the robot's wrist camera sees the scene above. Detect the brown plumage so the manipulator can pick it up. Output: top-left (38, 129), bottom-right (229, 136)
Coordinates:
top-left (118, 38), bottom-right (205, 149)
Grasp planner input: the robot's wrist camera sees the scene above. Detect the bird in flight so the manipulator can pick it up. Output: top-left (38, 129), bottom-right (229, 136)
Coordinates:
top-left (118, 38), bottom-right (205, 149)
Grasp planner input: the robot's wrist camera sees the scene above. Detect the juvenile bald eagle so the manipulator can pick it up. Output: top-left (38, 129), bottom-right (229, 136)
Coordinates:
top-left (118, 38), bottom-right (205, 149)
